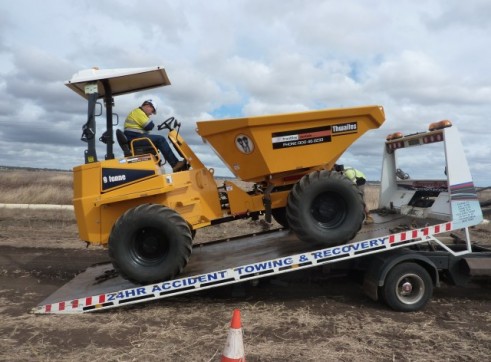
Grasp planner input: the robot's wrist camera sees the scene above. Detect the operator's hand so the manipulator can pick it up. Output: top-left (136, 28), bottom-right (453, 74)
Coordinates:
top-left (144, 121), bottom-right (155, 131)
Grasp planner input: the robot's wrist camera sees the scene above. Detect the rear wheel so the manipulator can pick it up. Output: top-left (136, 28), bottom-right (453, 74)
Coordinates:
top-left (286, 170), bottom-right (364, 246)
top-left (108, 204), bottom-right (192, 284)
top-left (381, 262), bottom-right (433, 312)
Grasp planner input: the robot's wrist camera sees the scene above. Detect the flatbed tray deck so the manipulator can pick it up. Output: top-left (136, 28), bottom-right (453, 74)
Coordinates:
top-left (34, 213), bottom-right (458, 314)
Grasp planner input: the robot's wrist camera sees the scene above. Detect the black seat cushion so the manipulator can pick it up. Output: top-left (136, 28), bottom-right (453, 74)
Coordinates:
top-left (115, 129), bottom-right (132, 157)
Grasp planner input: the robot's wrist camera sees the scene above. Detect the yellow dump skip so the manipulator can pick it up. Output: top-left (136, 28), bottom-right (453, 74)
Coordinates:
top-left (197, 105), bottom-right (385, 182)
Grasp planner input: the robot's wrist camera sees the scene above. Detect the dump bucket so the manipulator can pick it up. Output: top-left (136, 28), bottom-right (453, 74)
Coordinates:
top-left (197, 105), bottom-right (385, 183)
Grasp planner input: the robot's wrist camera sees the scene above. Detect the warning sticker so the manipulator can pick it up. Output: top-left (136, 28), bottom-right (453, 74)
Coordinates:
top-left (272, 126), bottom-right (331, 149)
top-left (235, 134), bottom-right (254, 154)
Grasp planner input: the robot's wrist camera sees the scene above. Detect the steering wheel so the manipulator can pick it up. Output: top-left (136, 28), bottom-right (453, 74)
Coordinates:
top-left (157, 117), bottom-right (176, 131)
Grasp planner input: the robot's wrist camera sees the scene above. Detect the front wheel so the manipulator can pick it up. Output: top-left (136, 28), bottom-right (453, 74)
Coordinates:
top-left (286, 170), bottom-right (364, 246)
top-left (381, 262), bottom-right (433, 312)
top-left (108, 204), bottom-right (192, 284)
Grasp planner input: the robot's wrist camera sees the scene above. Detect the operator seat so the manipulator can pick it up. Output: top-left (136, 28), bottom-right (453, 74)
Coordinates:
top-left (115, 129), bottom-right (159, 162)
top-left (115, 129), bottom-right (133, 157)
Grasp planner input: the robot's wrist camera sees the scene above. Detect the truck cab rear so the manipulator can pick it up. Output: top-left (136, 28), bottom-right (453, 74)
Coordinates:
top-left (380, 120), bottom-right (482, 230)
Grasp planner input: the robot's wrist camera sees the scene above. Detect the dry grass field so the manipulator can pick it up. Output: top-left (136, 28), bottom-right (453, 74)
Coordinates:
top-left (0, 169), bottom-right (73, 205)
top-left (0, 169), bottom-right (490, 361)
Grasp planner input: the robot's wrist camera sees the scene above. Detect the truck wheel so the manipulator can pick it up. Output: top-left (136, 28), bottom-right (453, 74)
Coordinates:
top-left (286, 170), bottom-right (364, 245)
top-left (272, 207), bottom-right (289, 228)
top-left (381, 262), bottom-right (433, 312)
top-left (108, 204), bottom-right (192, 284)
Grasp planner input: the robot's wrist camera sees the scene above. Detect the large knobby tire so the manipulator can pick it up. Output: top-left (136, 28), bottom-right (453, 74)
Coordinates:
top-left (286, 170), bottom-right (364, 246)
top-left (381, 262), bottom-right (433, 312)
top-left (108, 204), bottom-right (192, 284)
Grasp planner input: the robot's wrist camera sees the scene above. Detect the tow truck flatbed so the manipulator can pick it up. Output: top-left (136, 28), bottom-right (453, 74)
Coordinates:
top-left (35, 214), bottom-right (461, 314)
top-left (34, 122), bottom-right (488, 314)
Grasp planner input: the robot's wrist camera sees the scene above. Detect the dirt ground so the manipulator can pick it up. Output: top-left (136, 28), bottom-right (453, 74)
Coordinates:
top-left (1, 208), bottom-right (491, 361)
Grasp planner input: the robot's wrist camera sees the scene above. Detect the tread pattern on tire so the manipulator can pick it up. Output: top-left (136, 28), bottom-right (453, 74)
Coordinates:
top-left (108, 203), bottom-right (192, 284)
top-left (286, 170), bottom-right (365, 246)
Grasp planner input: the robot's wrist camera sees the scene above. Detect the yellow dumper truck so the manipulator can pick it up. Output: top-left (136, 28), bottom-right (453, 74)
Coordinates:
top-left (66, 66), bottom-right (385, 284)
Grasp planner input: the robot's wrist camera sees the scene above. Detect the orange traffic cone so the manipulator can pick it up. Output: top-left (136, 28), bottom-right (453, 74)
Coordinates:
top-left (221, 309), bottom-right (246, 362)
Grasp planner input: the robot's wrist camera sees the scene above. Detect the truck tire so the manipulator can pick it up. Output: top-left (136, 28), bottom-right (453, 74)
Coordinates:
top-left (108, 204), bottom-right (192, 284)
top-left (286, 170), bottom-right (364, 246)
top-left (381, 262), bottom-right (433, 312)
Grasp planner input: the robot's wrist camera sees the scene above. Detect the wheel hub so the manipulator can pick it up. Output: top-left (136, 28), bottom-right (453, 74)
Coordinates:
top-left (401, 281), bottom-right (413, 295)
top-left (133, 228), bottom-right (168, 262)
top-left (396, 274), bottom-right (425, 305)
top-left (141, 236), bottom-right (160, 255)
top-left (311, 192), bottom-right (345, 226)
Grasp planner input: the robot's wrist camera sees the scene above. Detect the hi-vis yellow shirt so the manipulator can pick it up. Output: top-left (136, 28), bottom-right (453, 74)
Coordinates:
top-left (344, 168), bottom-right (366, 184)
top-left (124, 107), bottom-right (152, 133)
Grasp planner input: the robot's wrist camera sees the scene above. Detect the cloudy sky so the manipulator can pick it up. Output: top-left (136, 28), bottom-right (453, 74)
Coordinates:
top-left (0, 0), bottom-right (490, 185)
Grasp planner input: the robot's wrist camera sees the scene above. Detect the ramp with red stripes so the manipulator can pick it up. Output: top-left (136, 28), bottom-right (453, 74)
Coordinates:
top-left (33, 214), bottom-right (469, 314)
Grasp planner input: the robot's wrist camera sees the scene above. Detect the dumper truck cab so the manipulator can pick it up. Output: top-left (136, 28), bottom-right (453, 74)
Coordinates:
top-left (66, 66), bottom-right (385, 284)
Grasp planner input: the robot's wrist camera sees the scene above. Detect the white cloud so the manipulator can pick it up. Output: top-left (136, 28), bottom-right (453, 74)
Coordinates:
top-left (0, 0), bottom-right (489, 186)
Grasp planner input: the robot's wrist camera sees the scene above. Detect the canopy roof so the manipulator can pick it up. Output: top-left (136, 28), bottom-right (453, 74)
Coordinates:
top-left (65, 66), bottom-right (171, 99)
